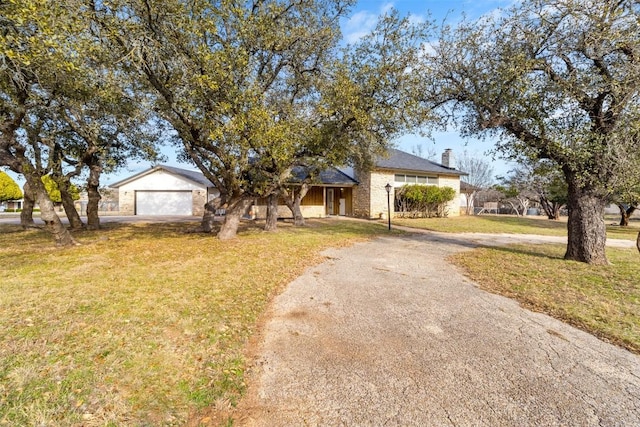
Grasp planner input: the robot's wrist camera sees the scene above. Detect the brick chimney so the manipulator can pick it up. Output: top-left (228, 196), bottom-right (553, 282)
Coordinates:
top-left (442, 149), bottom-right (455, 168)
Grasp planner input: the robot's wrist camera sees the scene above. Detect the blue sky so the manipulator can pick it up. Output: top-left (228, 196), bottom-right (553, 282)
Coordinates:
top-left (5, 0), bottom-right (515, 187)
top-left (343, 0), bottom-right (516, 177)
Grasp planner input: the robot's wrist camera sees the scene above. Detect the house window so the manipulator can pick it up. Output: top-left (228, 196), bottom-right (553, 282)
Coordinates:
top-left (394, 174), bottom-right (438, 185)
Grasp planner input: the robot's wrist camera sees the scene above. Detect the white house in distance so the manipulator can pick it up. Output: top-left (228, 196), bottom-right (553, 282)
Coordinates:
top-left (109, 148), bottom-right (467, 218)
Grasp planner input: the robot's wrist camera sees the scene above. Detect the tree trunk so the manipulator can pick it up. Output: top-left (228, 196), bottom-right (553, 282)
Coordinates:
top-left (543, 200), bottom-right (561, 220)
top-left (283, 183), bottom-right (308, 226)
top-left (617, 203), bottom-right (636, 227)
top-left (507, 201), bottom-right (520, 216)
top-left (200, 198), bottom-right (221, 233)
top-left (217, 198), bottom-right (252, 240)
top-left (86, 163), bottom-right (102, 230)
top-left (636, 231), bottom-right (639, 254)
top-left (58, 179), bottom-right (84, 231)
top-left (264, 194), bottom-right (278, 232)
top-left (465, 191), bottom-right (475, 215)
top-left (20, 181), bottom-right (36, 229)
top-left (25, 173), bottom-right (77, 246)
top-left (292, 196), bottom-right (305, 226)
top-left (564, 177), bottom-right (607, 265)
top-left (618, 204), bottom-right (630, 226)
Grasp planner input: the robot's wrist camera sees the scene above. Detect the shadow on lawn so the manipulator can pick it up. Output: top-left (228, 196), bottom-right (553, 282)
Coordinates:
top-left (76, 217), bottom-right (390, 242)
top-left (402, 229), bottom-right (565, 261)
top-left (477, 215), bottom-right (568, 232)
top-left (480, 243), bottom-right (566, 261)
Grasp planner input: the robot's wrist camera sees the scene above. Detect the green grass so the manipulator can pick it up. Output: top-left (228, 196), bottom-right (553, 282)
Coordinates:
top-left (449, 244), bottom-right (640, 353)
top-left (391, 215), bottom-right (640, 240)
top-left (0, 219), bottom-right (389, 426)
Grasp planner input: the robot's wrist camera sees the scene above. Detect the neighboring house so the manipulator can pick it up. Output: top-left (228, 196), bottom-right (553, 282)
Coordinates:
top-left (352, 148), bottom-right (467, 218)
top-left (0, 200), bottom-right (23, 211)
top-left (109, 148), bottom-right (467, 218)
top-left (109, 165), bottom-right (218, 216)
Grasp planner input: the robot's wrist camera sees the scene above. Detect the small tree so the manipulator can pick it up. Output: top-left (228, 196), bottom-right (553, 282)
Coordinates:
top-left (0, 171), bottom-right (22, 203)
top-left (616, 202), bottom-right (638, 227)
top-left (456, 151), bottom-right (494, 215)
top-left (41, 175), bottom-right (80, 204)
top-left (493, 183), bottom-right (530, 216)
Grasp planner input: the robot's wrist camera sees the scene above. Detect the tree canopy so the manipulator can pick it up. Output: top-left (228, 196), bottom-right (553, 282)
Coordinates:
top-left (422, 0), bottom-right (640, 264)
top-left (0, 171), bottom-right (22, 202)
top-left (92, 0), bottom-right (430, 239)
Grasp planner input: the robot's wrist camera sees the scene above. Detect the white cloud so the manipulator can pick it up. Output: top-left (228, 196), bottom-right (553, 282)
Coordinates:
top-left (342, 2), bottom-right (395, 44)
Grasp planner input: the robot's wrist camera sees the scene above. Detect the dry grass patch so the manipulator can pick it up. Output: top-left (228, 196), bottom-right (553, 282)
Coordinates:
top-left (449, 244), bottom-right (640, 354)
top-left (392, 215), bottom-right (640, 240)
top-left (0, 219), bottom-right (386, 426)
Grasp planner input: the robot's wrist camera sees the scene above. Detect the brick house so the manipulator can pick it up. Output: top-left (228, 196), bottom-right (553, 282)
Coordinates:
top-left (108, 148), bottom-right (466, 218)
top-left (352, 148), bottom-right (467, 218)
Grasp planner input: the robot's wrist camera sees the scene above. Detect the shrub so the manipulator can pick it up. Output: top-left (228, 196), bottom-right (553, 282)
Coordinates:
top-left (395, 185), bottom-right (456, 218)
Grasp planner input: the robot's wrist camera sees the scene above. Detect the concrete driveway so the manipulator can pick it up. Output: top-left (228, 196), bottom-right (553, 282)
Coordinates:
top-left (0, 214), bottom-right (202, 225)
top-left (238, 232), bottom-right (640, 426)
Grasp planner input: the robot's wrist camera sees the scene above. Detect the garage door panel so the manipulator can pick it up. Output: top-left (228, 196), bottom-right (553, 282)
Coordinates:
top-left (136, 191), bottom-right (192, 215)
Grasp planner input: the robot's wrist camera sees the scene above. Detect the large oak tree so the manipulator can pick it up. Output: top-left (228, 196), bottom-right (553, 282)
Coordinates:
top-left (423, 0), bottom-right (640, 264)
top-left (91, 0), bottom-right (356, 239)
top-left (1, 0), bottom-right (85, 245)
top-left (93, 1), bottom-right (430, 239)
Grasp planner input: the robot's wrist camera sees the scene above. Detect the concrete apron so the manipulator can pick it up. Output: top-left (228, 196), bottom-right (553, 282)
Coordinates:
top-left (239, 233), bottom-right (640, 426)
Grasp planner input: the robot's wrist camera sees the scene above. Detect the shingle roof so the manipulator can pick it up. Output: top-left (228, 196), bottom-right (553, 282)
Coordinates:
top-left (110, 164), bottom-right (357, 188)
top-left (291, 166), bottom-right (359, 185)
top-left (159, 165), bottom-right (215, 187)
top-left (109, 164), bottom-right (214, 188)
top-left (376, 148), bottom-right (467, 176)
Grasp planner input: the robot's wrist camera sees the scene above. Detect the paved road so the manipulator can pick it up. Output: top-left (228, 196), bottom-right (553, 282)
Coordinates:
top-left (238, 233), bottom-right (640, 426)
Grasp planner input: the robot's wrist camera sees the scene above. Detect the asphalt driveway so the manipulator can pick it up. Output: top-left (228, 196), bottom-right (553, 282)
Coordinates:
top-left (238, 232), bottom-right (640, 426)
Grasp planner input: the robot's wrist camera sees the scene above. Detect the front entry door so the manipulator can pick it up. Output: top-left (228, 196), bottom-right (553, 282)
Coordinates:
top-left (327, 189), bottom-right (334, 215)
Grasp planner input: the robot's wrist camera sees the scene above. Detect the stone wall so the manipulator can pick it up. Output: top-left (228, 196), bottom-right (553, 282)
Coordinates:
top-left (118, 189), bottom-right (135, 215)
top-left (352, 168), bottom-right (371, 218)
top-left (192, 189), bottom-right (207, 216)
top-left (353, 169), bottom-right (395, 219)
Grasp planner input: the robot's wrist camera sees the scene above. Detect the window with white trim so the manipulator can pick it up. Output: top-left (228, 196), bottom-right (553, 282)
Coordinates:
top-left (394, 174), bottom-right (438, 185)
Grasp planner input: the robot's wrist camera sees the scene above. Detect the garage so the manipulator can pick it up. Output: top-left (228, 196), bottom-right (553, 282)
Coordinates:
top-left (135, 191), bottom-right (193, 216)
top-left (110, 165), bottom-right (216, 216)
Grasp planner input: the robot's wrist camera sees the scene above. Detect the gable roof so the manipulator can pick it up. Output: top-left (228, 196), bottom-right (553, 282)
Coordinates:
top-left (110, 164), bottom-right (357, 189)
top-left (376, 148), bottom-right (467, 176)
top-left (109, 164), bottom-right (215, 188)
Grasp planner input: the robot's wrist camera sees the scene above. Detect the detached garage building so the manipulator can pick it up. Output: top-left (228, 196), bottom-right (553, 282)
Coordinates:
top-left (110, 165), bottom-right (217, 216)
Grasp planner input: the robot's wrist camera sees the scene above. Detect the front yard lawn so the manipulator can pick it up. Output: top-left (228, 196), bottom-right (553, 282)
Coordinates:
top-left (392, 215), bottom-right (640, 240)
top-left (450, 244), bottom-right (640, 354)
top-left (0, 219), bottom-right (387, 426)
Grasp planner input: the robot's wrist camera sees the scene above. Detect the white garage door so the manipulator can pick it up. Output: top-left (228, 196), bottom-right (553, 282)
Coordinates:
top-left (136, 191), bottom-right (192, 215)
